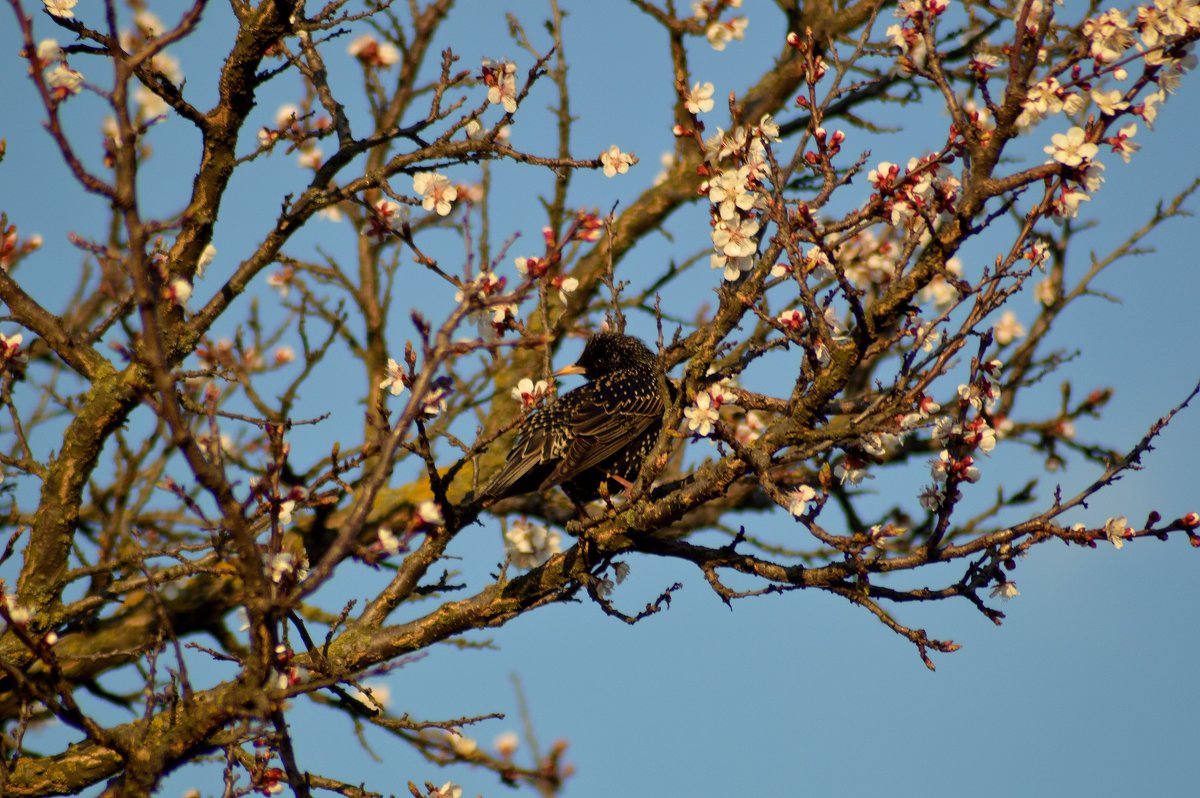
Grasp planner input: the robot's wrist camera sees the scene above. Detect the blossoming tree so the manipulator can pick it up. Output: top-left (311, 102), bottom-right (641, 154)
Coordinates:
top-left (1, 0), bottom-right (1198, 796)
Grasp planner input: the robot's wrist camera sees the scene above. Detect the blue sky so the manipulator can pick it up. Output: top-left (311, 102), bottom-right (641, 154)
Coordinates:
top-left (2, 2), bottom-right (1199, 797)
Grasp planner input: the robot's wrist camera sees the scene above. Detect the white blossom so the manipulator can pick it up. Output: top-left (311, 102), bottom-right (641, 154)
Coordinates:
top-left (1104, 515), bottom-right (1130, 549)
top-left (788, 485), bottom-right (817, 518)
top-left (446, 732), bottom-right (476, 757)
top-left (3, 593), bottom-right (31, 625)
top-left (711, 253), bottom-right (753, 282)
top-left (553, 275), bottom-right (579, 303)
top-left (44, 0), bottom-right (77, 19)
top-left (413, 172), bottom-right (457, 216)
top-left (705, 17), bottom-right (748, 51)
top-left (707, 166), bottom-right (757, 220)
top-left (494, 731), bottom-right (519, 758)
top-left (482, 59), bottom-right (518, 112)
top-left (777, 308), bottom-right (806, 331)
top-left (378, 358), bottom-right (407, 396)
top-left (711, 217), bottom-right (760, 258)
top-left (347, 34), bottom-right (399, 67)
top-left (993, 310), bottom-right (1026, 345)
top-left (377, 526), bottom-right (402, 556)
top-left (196, 243), bottom-right (217, 278)
top-left (504, 519), bottom-right (561, 569)
top-left (511, 377), bottom-right (549, 409)
top-left (1045, 127), bottom-right (1098, 167)
top-left (685, 81), bottom-right (715, 114)
top-left (684, 392), bottom-right (719, 437)
top-left (989, 581), bottom-right (1020, 600)
top-left (600, 145), bottom-right (637, 177)
top-left (46, 63), bottom-right (83, 96)
top-left (1091, 88), bottom-right (1129, 116)
top-left (352, 681), bottom-right (391, 711)
top-left (36, 38), bottom-right (63, 63)
top-left (166, 277), bottom-right (192, 306)
top-left (1083, 8), bottom-right (1134, 63)
top-left (416, 500), bottom-right (444, 527)
top-left (267, 551), bottom-right (296, 583)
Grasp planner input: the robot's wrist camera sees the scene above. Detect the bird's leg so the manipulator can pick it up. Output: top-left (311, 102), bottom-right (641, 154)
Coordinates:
top-left (601, 473), bottom-right (639, 504)
top-left (608, 474), bottom-right (636, 494)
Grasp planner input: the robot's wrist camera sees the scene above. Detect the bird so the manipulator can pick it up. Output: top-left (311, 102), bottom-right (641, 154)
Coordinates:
top-left (479, 332), bottom-right (668, 506)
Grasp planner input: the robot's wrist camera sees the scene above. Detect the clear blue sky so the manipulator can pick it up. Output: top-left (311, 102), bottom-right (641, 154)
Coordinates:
top-left (2, 2), bottom-right (1199, 797)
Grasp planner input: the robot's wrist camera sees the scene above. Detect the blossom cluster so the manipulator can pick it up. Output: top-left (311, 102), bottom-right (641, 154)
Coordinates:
top-left (43, 0), bottom-right (76, 18)
top-left (917, 361), bottom-right (1005, 510)
top-left (257, 103), bottom-right (334, 172)
top-left (732, 409), bottom-right (766, 447)
top-left (512, 221), bottom-right (591, 307)
top-left (803, 392), bottom-right (944, 496)
top-left (917, 256), bottom-right (963, 308)
top-left (958, 359), bottom-right (1003, 413)
top-left (118, 12), bottom-right (184, 118)
top-left (1016, 76), bottom-right (1088, 132)
top-left (32, 36), bottom-right (83, 102)
top-left (773, 303), bottom-right (839, 368)
top-left (348, 34), bottom-right (399, 68)
top-left (1042, 125), bottom-right (1106, 218)
top-left (139, 243), bottom-right (198, 308)
top-left (378, 359), bottom-right (452, 418)
top-left (1031, 3), bottom-right (1200, 214)
top-left (504, 518), bottom-right (561, 569)
top-left (481, 59), bottom-right (518, 113)
top-left (692, 1), bottom-right (748, 51)
top-left (884, 0), bottom-right (951, 68)
top-left (418, 377), bottom-right (453, 418)
top-left (455, 270), bottom-right (515, 336)
top-left (683, 379), bottom-right (738, 438)
top-left (829, 228), bottom-right (898, 289)
top-left (701, 115), bottom-right (780, 281)
top-left (265, 549), bottom-right (309, 586)
top-left (886, 2), bottom-right (1197, 225)
top-left (195, 336), bottom-right (276, 374)
top-left (869, 155), bottom-right (961, 234)
top-left (811, 223), bottom-right (953, 304)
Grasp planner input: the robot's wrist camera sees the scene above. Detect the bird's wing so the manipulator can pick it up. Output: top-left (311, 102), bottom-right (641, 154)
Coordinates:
top-left (479, 408), bottom-right (562, 500)
top-left (542, 372), bottom-right (664, 488)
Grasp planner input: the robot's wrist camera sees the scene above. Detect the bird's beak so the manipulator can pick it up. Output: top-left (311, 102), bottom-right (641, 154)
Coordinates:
top-left (553, 363), bottom-right (587, 377)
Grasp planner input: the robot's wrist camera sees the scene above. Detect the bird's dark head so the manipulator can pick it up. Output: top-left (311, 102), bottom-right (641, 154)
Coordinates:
top-left (556, 332), bottom-right (657, 379)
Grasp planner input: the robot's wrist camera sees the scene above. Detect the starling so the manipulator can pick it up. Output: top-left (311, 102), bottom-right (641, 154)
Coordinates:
top-left (480, 332), bottom-right (667, 506)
